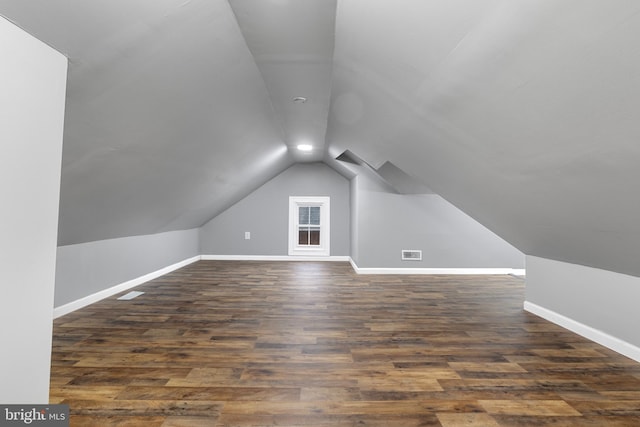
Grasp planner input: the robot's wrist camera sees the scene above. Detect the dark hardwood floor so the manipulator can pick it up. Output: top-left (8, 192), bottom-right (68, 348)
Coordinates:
top-left (50, 261), bottom-right (640, 426)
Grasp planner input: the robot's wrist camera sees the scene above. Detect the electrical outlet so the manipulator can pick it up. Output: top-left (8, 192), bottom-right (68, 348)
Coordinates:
top-left (244, 231), bottom-right (250, 240)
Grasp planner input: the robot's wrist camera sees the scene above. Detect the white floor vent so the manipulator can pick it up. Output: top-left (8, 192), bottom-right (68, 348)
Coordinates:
top-left (401, 250), bottom-right (422, 261)
top-left (117, 291), bottom-right (145, 300)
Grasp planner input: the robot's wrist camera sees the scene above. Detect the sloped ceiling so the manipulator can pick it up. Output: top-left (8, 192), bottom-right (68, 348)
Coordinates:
top-left (3, 1), bottom-right (640, 276)
top-left (1, 0), bottom-right (300, 245)
top-left (326, 0), bottom-right (640, 277)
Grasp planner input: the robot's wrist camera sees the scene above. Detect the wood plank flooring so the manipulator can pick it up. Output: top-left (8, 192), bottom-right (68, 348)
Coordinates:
top-left (50, 261), bottom-right (640, 426)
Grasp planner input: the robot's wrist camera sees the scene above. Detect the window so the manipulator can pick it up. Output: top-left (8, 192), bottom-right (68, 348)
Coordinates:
top-left (288, 196), bottom-right (330, 256)
top-left (298, 206), bottom-right (321, 246)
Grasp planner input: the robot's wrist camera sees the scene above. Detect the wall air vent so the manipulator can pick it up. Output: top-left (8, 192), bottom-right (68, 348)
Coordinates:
top-left (401, 250), bottom-right (422, 261)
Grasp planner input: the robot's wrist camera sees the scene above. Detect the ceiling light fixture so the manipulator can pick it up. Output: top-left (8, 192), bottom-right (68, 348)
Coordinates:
top-left (297, 144), bottom-right (313, 152)
top-left (293, 96), bottom-right (307, 104)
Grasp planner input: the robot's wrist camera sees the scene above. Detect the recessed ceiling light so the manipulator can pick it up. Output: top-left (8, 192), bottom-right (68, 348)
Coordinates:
top-left (293, 96), bottom-right (307, 104)
top-left (297, 144), bottom-right (313, 152)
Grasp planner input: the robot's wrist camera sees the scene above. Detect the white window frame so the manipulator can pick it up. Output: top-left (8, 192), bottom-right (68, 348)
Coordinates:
top-left (288, 196), bottom-right (330, 257)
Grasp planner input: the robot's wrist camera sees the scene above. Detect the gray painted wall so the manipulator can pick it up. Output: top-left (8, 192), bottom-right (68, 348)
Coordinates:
top-left (0, 17), bottom-right (67, 404)
top-left (201, 161), bottom-right (522, 268)
top-left (526, 255), bottom-right (640, 349)
top-left (351, 171), bottom-right (524, 269)
top-left (55, 229), bottom-right (199, 307)
top-left (349, 176), bottom-right (360, 264)
top-left (200, 162), bottom-right (351, 256)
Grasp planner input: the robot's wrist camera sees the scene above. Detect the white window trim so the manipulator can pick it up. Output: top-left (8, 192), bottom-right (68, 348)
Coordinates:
top-left (288, 196), bottom-right (330, 257)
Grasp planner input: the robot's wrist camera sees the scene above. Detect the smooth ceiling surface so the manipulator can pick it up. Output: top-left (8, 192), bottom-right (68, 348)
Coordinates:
top-left (2, 1), bottom-right (640, 277)
top-left (327, 0), bottom-right (640, 277)
top-left (1, 0), bottom-right (296, 245)
top-left (229, 0), bottom-right (336, 162)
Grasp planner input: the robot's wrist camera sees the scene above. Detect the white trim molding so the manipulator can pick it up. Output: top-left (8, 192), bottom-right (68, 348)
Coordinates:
top-left (350, 258), bottom-right (525, 275)
top-left (524, 301), bottom-right (640, 363)
top-left (53, 255), bottom-right (201, 319)
top-left (201, 255), bottom-right (524, 274)
top-left (54, 254), bottom-right (524, 319)
top-left (201, 255), bottom-right (350, 262)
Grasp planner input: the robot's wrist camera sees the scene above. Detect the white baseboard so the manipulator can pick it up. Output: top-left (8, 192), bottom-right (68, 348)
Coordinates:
top-left (54, 254), bottom-right (523, 318)
top-left (201, 254), bottom-right (351, 262)
top-left (524, 301), bottom-right (640, 363)
top-left (203, 255), bottom-right (524, 275)
top-left (350, 258), bottom-right (525, 275)
top-left (53, 255), bottom-right (201, 319)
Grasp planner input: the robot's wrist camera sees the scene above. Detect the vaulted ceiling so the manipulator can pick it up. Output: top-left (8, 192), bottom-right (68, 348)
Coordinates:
top-left (3, 0), bottom-right (640, 277)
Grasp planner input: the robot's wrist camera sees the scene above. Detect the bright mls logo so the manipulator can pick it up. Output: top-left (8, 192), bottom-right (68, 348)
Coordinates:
top-left (0, 405), bottom-right (68, 426)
